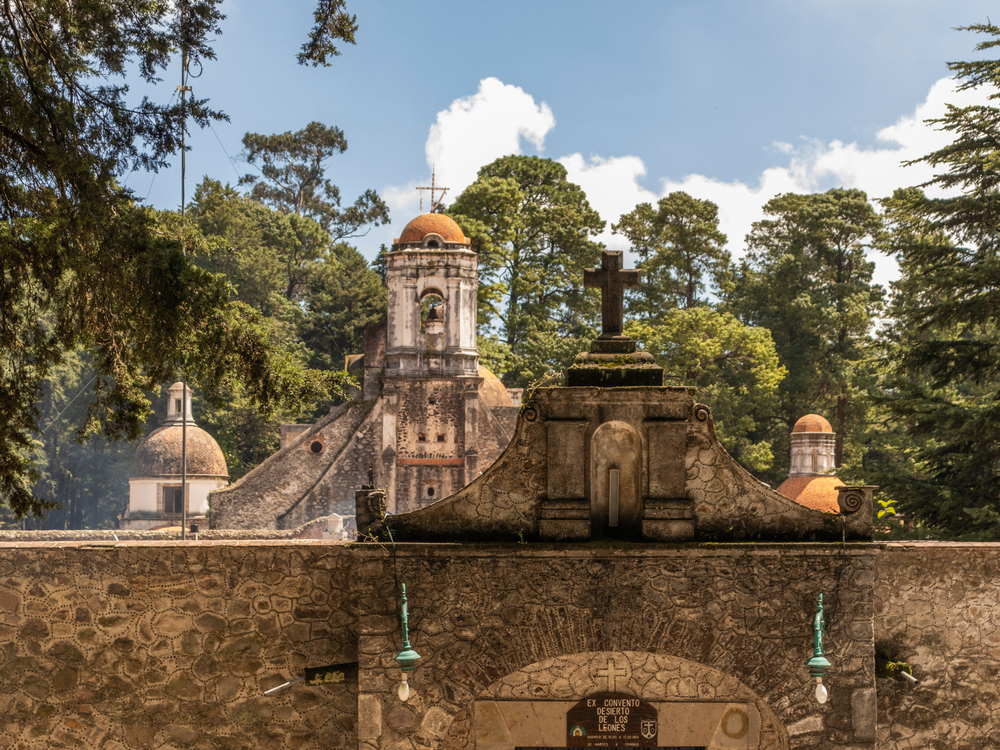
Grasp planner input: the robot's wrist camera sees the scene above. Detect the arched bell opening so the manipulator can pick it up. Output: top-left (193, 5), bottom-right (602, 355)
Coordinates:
top-left (419, 288), bottom-right (445, 334)
top-left (590, 420), bottom-right (643, 539)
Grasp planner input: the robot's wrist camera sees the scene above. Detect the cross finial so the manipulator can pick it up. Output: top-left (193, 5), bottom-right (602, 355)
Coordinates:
top-left (416, 168), bottom-right (449, 213)
top-left (584, 250), bottom-right (641, 337)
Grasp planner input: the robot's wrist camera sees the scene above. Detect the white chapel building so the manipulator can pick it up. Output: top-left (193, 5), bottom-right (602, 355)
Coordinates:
top-left (122, 382), bottom-right (229, 530)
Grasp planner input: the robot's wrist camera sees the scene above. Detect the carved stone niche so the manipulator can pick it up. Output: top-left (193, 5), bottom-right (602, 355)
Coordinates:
top-left (591, 421), bottom-right (643, 539)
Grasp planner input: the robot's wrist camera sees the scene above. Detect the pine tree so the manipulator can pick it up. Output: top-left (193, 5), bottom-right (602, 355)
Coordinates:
top-left (726, 189), bottom-right (883, 484)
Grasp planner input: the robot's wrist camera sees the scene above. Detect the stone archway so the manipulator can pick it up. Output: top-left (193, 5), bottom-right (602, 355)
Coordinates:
top-left (458, 651), bottom-right (789, 750)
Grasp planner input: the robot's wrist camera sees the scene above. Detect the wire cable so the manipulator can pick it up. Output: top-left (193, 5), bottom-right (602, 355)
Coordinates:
top-left (208, 120), bottom-right (243, 182)
top-left (41, 376), bottom-right (97, 435)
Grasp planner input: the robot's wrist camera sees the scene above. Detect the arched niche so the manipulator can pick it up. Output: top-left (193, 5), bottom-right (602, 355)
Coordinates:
top-left (590, 421), bottom-right (642, 538)
top-left (454, 651), bottom-right (789, 750)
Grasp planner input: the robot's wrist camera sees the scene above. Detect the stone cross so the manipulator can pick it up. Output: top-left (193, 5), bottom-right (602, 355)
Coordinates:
top-left (597, 659), bottom-right (629, 691)
top-left (584, 250), bottom-right (641, 337)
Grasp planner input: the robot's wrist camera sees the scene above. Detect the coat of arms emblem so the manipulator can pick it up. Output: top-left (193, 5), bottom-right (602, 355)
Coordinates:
top-left (640, 719), bottom-right (656, 740)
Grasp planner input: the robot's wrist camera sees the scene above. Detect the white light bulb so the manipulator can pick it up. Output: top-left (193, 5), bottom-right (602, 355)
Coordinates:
top-left (815, 680), bottom-right (828, 704)
top-left (397, 674), bottom-right (410, 702)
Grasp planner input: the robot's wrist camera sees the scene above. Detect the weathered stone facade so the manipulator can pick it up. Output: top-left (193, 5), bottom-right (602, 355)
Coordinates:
top-left (382, 387), bottom-right (871, 543)
top-left (210, 214), bottom-right (518, 532)
top-left (875, 542), bottom-right (1000, 749)
top-left (0, 542), bottom-right (357, 749)
top-left (3, 538), bottom-right (1000, 748)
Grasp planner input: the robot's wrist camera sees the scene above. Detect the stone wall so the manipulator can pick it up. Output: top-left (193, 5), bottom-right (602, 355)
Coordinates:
top-left (210, 402), bottom-right (380, 530)
top-left (16, 538), bottom-right (999, 749)
top-left (875, 542), bottom-right (1000, 749)
top-left (0, 541), bottom-right (356, 750)
top-left (353, 544), bottom-right (876, 750)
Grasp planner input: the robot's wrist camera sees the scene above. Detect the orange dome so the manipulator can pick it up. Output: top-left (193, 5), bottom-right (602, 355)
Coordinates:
top-left (131, 425), bottom-right (229, 478)
top-left (792, 414), bottom-right (833, 433)
top-left (398, 213), bottom-right (467, 245)
top-left (776, 475), bottom-right (841, 513)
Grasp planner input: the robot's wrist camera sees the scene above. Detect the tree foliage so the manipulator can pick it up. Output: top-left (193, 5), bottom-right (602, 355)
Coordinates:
top-left (726, 189), bottom-right (883, 482)
top-left (241, 121), bottom-right (389, 241)
top-left (449, 156), bottom-right (604, 386)
top-left (613, 192), bottom-right (730, 314)
top-left (0, 0), bottom-right (356, 516)
top-left (863, 24), bottom-right (1000, 538)
top-left (628, 308), bottom-right (785, 473)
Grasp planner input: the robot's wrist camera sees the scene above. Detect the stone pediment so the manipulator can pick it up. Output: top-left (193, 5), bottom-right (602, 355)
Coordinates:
top-left (369, 386), bottom-right (872, 543)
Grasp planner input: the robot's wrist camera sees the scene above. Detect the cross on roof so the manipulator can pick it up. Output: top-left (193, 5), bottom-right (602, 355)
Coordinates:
top-left (584, 250), bottom-right (641, 337)
top-left (416, 168), bottom-right (449, 213)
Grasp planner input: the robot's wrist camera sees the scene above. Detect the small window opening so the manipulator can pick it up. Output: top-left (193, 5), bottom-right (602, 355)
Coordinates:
top-left (427, 240), bottom-right (439, 248)
top-left (165, 487), bottom-right (184, 514)
top-left (436, 434), bottom-right (446, 443)
top-left (428, 397), bottom-right (437, 405)
top-left (427, 487), bottom-right (435, 498)
top-left (310, 441), bottom-right (324, 454)
top-left (417, 434), bottom-right (427, 443)
top-left (174, 398), bottom-right (182, 413)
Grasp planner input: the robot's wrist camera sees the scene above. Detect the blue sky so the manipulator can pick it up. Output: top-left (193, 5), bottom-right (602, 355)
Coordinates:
top-left (134, 0), bottom-right (997, 286)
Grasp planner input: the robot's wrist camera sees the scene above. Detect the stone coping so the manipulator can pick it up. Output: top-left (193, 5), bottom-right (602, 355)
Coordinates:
top-left (0, 539), bottom-right (876, 554)
top-left (0, 538), bottom-right (353, 548)
top-left (0, 538), bottom-right (977, 552)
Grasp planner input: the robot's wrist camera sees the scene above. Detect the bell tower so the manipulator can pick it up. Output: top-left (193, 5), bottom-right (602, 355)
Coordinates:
top-left (382, 212), bottom-right (483, 514)
top-left (384, 213), bottom-right (478, 378)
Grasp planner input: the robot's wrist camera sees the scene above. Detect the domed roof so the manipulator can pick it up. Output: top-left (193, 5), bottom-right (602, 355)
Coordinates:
top-left (478, 366), bottom-right (513, 409)
top-left (776, 475), bottom-right (841, 513)
top-left (398, 213), bottom-right (467, 245)
top-left (130, 424), bottom-right (229, 478)
top-left (792, 414), bottom-right (833, 433)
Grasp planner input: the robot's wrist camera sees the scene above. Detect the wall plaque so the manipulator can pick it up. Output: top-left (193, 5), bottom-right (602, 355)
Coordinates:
top-left (566, 692), bottom-right (658, 747)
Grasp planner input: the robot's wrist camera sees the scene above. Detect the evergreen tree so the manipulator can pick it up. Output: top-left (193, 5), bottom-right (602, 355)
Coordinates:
top-left (240, 122), bottom-right (389, 241)
top-left (726, 188), bottom-right (883, 484)
top-left (449, 156), bottom-right (605, 386)
top-left (866, 35), bottom-right (1000, 539)
top-left (613, 192), bottom-right (731, 316)
top-left (0, 0), bottom-right (357, 516)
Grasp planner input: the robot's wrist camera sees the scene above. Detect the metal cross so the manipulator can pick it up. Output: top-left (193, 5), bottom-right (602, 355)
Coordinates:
top-left (584, 250), bottom-right (641, 337)
top-left (416, 168), bottom-right (449, 213)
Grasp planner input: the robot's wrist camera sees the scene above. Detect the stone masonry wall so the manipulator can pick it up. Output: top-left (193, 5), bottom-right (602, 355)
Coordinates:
top-left (353, 544), bottom-right (876, 750)
top-left (210, 402), bottom-right (377, 530)
top-left (0, 541), bottom-right (356, 750)
top-left (875, 542), bottom-right (1000, 750)
top-left (395, 379), bottom-right (467, 460)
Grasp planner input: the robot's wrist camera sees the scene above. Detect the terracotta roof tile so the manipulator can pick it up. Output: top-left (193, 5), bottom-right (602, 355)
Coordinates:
top-left (792, 414), bottom-right (833, 433)
top-left (776, 475), bottom-right (841, 513)
top-left (398, 213), bottom-right (467, 245)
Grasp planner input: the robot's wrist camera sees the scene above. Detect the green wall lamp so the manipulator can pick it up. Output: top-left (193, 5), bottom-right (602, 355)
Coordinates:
top-left (394, 583), bottom-right (421, 701)
top-left (806, 593), bottom-right (831, 704)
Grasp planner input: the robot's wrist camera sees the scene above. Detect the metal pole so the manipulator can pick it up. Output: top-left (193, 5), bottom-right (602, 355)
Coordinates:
top-left (181, 381), bottom-right (188, 540)
top-left (179, 7), bottom-right (189, 542)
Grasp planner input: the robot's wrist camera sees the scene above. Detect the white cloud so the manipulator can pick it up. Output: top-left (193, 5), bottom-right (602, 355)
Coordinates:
top-left (559, 77), bottom-right (989, 290)
top-left (386, 75), bottom-right (989, 289)
top-left (424, 77), bottom-right (555, 195)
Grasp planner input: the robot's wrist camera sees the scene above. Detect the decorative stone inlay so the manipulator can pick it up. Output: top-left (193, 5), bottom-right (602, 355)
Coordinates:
top-left (476, 651), bottom-right (788, 750)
